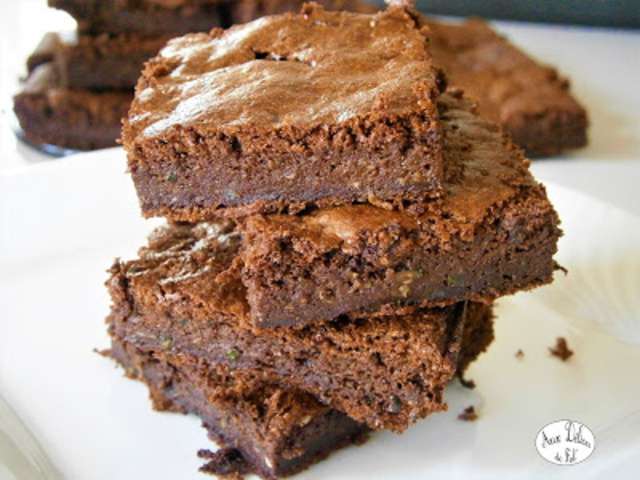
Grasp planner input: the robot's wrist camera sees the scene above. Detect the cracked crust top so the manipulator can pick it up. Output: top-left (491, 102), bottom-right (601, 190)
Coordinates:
top-left (123, 3), bottom-right (441, 143)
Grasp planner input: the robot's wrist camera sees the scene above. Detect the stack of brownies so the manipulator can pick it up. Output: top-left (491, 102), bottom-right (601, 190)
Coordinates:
top-left (12, 0), bottom-right (374, 152)
top-left (105, 3), bottom-right (562, 478)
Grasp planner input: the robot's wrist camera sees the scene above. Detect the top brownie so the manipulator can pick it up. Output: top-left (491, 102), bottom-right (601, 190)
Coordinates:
top-left (123, 3), bottom-right (446, 221)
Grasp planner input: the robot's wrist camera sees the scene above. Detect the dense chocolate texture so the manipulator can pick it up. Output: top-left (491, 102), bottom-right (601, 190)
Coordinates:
top-left (240, 92), bottom-right (561, 328)
top-left (106, 220), bottom-right (495, 431)
top-left (49, 32), bottom-right (169, 89)
top-left (123, 4), bottom-right (446, 221)
top-left (426, 18), bottom-right (588, 157)
top-left (108, 302), bottom-right (493, 479)
top-left (48, 0), bottom-right (227, 36)
top-left (110, 338), bottom-right (368, 479)
top-left (13, 63), bottom-right (131, 151)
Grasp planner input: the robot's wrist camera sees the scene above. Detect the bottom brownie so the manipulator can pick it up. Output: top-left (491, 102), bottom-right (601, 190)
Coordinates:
top-left (13, 63), bottom-right (131, 151)
top-left (110, 337), bottom-right (369, 480)
top-left (107, 302), bottom-right (494, 479)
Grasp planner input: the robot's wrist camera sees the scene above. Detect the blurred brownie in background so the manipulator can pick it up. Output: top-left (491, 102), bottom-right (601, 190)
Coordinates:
top-left (425, 17), bottom-right (588, 157)
top-left (14, 63), bottom-right (131, 151)
top-left (48, 0), bottom-right (376, 36)
top-left (48, 0), bottom-right (229, 36)
top-left (50, 33), bottom-right (171, 89)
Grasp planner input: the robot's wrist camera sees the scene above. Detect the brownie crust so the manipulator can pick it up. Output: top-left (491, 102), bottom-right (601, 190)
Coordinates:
top-left (13, 63), bottom-right (131, 151)
top-left (123, 4), bottom-right (446, 221)
top-left (239, 92), bottom-right (562, 328)
top-left (426, 17), bottom-right (588, 157)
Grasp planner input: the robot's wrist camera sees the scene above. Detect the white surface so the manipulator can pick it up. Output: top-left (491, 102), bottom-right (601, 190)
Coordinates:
top-left (1, 151), bottom-right (640, 480)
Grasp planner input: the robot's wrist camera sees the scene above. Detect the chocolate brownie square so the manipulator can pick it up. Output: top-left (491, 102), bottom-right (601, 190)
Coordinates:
top-left (106, 219), bottom-right (493, 431)
top-left (13, 63), bottom-right (131, 151)
top-left (122, 4), bottom-right (446, 221)
top-left (238, 91), bottom-right (561, 328)
top-left (108, 299), bottom-right (492, 478)
top-left (231, 0), bottom-right (377, 23)
top-left (26, 32), bottom-right (61, 74)
top-left (49, 32), bottom-right (170, 90)
top-left (48, 0), bottom-right (228, 36)
top-left (425, 17), bottom-right (588, 157)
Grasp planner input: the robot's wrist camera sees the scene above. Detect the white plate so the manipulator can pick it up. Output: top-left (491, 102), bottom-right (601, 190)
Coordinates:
top-left (1, 149), bottom-right (639, 480)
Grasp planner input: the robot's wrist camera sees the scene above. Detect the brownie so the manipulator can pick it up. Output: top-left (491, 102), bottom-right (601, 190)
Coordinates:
top-left (231, 0), bottom-right (377, 23)
top-left (122, 4), bottom-right (447, 221)
top-left (238, 91), bottom-right (561, 328)
top-left (45, 32), bottom-right (170, 90)
top-left (106, 219), bottom-right (495, 431)
top-left (109, 338), bottom-right (368, 479)
top-left (13, 63), bottom-right (131, 151)
top-left (425, 17), bottom-right (588, 157)
top-left (48, 0), bottom-right (228, 36)
top-left (107, 300), bottom-right (493, 479)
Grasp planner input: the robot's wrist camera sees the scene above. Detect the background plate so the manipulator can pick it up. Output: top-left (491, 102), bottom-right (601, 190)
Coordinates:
top-left (1, 150), bottom-right (639, 480)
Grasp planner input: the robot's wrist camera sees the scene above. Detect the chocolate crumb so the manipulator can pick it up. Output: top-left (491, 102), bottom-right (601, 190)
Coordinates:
top-left (198, 448), bottom-right (251, 479)
top-left (515, 349), bottom-right (524, 359)
top-left (458, 405), bottom-right (478, 422)
top-left (549, 337), bottom-right (573, 361)
top-left (554, 262), bottom-right (568, 275)
top-left (458, 374), bottom-right (476, 389)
